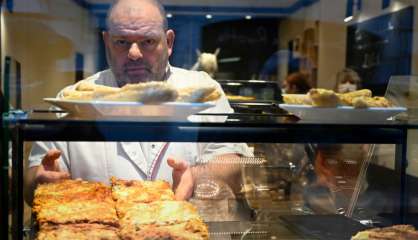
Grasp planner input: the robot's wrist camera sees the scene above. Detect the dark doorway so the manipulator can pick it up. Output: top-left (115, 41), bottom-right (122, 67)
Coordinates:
top-left (202, 18), bottom-right (280, 80)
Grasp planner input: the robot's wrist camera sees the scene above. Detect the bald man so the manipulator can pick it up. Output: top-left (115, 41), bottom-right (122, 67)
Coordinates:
top-left (26, 0), bottom-right (252, 204)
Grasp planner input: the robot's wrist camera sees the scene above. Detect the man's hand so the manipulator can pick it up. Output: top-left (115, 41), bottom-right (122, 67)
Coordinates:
top-left (167, 157), bottom-right (194, 200)
top-left (35, 149), bottom-right (70, 184)
top-left (25, 149), bottom-right (70, 205)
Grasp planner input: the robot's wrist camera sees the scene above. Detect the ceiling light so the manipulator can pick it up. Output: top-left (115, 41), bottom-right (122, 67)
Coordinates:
top-left (166, 13), bottom-right (173, 18)
top-left (206, 14), bottom-right (212, 19)
top-left (245, 15), bottom-right (252, 20)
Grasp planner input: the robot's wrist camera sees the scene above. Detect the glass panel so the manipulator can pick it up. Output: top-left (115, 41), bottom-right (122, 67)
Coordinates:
top-left (18, 141), bottom-right (400, 239)
top-left (3, 0), bottom-right (418, 239)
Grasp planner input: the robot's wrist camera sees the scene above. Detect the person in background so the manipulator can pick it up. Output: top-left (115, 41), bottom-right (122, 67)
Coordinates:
top-left (335, 68), bottom-right (361, 93)
top-left (25, 0), bottom-right (252, 204)
top-left (283, 72), bottom-right (312, 94)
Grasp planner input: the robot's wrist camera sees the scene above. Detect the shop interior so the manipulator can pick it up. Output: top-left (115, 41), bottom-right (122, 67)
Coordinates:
top-left (2, 0), bottom-right (418, 239)
top-left (2, 0), bottom-right (418, 106)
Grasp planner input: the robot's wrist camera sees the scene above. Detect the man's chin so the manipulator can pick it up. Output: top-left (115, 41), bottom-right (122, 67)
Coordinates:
top-left (125, 74), bottom-right (154, 84)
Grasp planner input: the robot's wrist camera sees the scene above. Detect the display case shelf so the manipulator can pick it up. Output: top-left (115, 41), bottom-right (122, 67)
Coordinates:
top-left (3, 110), bottom-right (417, 239)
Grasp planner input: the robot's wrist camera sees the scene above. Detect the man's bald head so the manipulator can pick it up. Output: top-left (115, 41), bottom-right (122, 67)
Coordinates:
top-left (107, 0), bottom-right (168, 32)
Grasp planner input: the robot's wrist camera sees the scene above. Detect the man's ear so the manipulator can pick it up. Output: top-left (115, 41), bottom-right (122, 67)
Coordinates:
top-left (166, 29), bottom-right (175, 57)
top-left (103, 31), bottom-right (110, 48)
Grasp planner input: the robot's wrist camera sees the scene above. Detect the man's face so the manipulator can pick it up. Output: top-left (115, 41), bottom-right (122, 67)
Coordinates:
top-left (103, 12), bottom-right (174, 86)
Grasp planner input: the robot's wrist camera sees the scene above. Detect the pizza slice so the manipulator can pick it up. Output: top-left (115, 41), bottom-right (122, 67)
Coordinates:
top-left (35, 199), bottom-right (119, 228)
top-left (33, 180), bottom-right (119, 228)
top-left (33, 179), bottom-right (112, 213)
top-left (119, 200), bottom-right (202, 227)
top-left (120, 219), bottom-right (209, 240)
top-left (351, 225), bottom-right (418, 240)
top-left (111, 177), bottom-right (175, 205)
top-left (36, 223), bottom-right (120, 240)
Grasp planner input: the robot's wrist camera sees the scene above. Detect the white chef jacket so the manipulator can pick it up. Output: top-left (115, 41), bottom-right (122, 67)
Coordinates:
top-left (29, 66), bottom-right (253, 185)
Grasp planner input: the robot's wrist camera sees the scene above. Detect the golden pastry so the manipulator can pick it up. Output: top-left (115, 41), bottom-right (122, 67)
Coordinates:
top-left (338, 89), bottom-right (372, 106)
top-left (308, 88), bottom-right (340, 107)
top-left (282, 94), bottom-right (312, 105)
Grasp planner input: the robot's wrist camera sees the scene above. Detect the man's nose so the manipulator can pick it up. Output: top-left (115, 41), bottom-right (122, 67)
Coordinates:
top-left (127, 43), bottom-right (143, 60)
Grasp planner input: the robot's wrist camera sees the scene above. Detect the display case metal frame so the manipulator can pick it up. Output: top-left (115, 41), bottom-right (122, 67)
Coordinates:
top-left (2, 111), bottom-right (414, 239)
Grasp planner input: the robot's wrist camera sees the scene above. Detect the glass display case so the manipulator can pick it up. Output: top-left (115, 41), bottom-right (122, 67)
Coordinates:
top-left (2, 1), bottom-right (418, 240)
top-left (3, 111), bottom-right (418, 239)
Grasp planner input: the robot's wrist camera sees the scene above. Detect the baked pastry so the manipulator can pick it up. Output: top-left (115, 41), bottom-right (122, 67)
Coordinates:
top-left (101, 82), bottom-right (178, 103)
top-left (36, 223), bottom-right (119, 240)
top-left (119, 219), bottom-right (209, 240)
top-left (176, 85), bottom-right (221, 102)
top-left (226, 95), bottom-right (256, 101)
top-left (111, 177), bottom-right (175, 218)
top-left (119, 200), bottom-right (202, 226)
top-left (35, 199), bottom-right (119, 227)
top-left (33, 178), bottom-right (208, 240)
top-left (308, 88), bottom-right (340, 107)
top-left (77, 82), bottom-right (120, 94)
top-left (338, 89), bottom-right (372, 106)
top-left (62, 82), bottom-right (121, 100)
top-left (351, 224), bottom-right (418, 240)
top-left (62, 89), bottom-right (94, 100)
top-left (352, 96), bottom-right (393, 108)
top-left (61, 81), bottom-right (221, 103)
top-left (282, 94), bottom-right (312, 105)
top-left (118, 200), bottom-right (208, 239)
top-left (33, 179), bottom-right (110, 202)
top-left (33, 180), bottom-right (118, 228)
top-left (282, 88), bottom-right (394, 109)
top-left (111, 177), bottom-right (175, 204)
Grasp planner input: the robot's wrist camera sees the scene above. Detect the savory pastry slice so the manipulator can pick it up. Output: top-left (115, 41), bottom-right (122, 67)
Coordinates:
top-left (110, 177), bottom-right (175, 205)
top-left (308, 88), bottom-right (340, 107)
top-left (76, 82), bottom-right (120, 94)
top-left (33, 179), bottom-right (112, 213)
top-left (62, 82), bottom-right (121, 100)
top-left (36, 223), bottom-right (120, 240)
top-left (338, 89), bottom-right (372, 106)
top-left (62, 89), bottom-right (94, 101)
top-left (100, 87), bottom-right (177, 103)
top-left (352, 96), bottom-right (393, 108)
top-left (35, 199), bottom-right (119, 228)
top-left (119, 201), bottom-right (202, 227)
top-left (282, 94), bottom-right (312, 105)
top-left (176, 85), bottom-right (221, 102)
top-left (33, 180), bottom-right (118, 228)
top-left (351, 224), bottom-right (418, 240)
top-left (60, 80), bottom-right (220, 103)
top-left (120, 219), bottom-right (209, 240)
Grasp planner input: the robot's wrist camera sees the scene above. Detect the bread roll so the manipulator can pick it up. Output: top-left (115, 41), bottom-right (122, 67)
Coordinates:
top-left (352, 96), bottom-right (392, 108)
top-left (308, 88), bottom-right (340, 107)
top-left (338, 89), bottom-right (372, 106)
